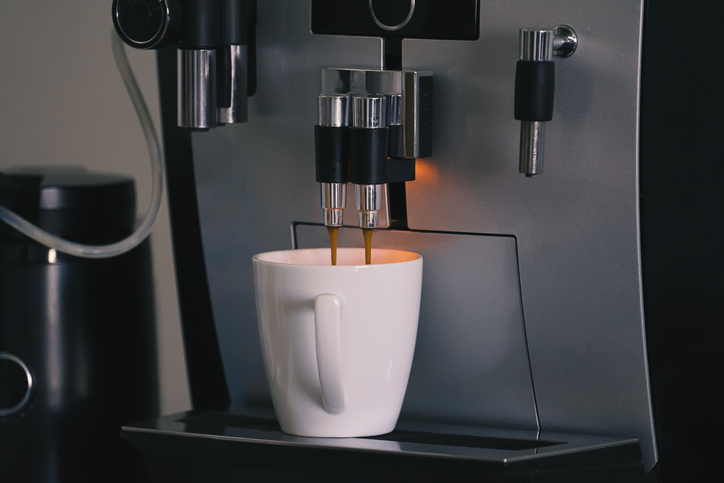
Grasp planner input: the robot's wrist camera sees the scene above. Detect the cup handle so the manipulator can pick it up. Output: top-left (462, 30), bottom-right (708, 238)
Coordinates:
top-left (314, 294), bottom-right (345, 414)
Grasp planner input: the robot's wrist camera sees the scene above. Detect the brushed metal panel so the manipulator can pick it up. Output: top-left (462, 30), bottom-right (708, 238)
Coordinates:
top-left (402, 0), bottom-right (655, 470)
top-left (295, 225), bottom-right (538, 430)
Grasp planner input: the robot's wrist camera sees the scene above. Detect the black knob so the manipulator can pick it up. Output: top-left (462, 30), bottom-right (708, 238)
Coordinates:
top-left (0, 353), bottom-right (34, 417)
top-left (112, 0), bottom-right (181, 49)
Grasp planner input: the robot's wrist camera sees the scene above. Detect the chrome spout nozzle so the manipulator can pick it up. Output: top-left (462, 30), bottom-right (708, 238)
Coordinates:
top-left (321, 182), bottom-right (346, 227)
top-left (355, 184), bottom-right (383, 229)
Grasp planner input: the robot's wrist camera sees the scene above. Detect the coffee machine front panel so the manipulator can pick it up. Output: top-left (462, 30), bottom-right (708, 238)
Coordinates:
top-left (189, 0), bottom-right (655, 471)
top-left (403, 0), bottom-right (653, 466)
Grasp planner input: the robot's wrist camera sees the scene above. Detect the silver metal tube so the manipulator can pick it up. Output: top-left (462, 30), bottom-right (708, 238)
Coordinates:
top-left (386, 94), bottom-right (403, 126)
top-left (519, 121), bottom-right (545, 177)
top-left (217, 45), bottom-right (248, 125)
top-left (353, 96), bottom-right (386, 129)
top-left (319, 95), bottom-right (351, 127)
top-left (520, 30), bottom-right (554, 62)
top-left (321, 182), bottom-right (346, 227)
top-left (178, 49), bottom-right (217, 129)
top-left (356, 184), bottom-right (383, 229)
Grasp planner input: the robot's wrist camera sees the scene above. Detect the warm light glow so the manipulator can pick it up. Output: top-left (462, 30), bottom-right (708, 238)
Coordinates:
top-left (48, 249), bottom-right (57, 264)
top-left (415, 158), bottom-right (439, 182)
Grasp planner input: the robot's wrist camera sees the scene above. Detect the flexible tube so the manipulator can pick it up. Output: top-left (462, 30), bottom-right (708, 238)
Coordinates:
top-left (0, 31), bottom-right (164, 258)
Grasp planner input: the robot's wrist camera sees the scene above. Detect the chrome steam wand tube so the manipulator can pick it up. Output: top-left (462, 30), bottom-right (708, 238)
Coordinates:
top-left (518, 29), bottom-right (553, 177)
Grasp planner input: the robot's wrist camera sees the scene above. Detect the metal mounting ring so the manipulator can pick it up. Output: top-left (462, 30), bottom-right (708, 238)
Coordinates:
top-left (369, 0), bottom-right (416, 32)
top-left (0, 352), bottom-right (34, 417)
top-left (552, 25), bottom-right (578, 58)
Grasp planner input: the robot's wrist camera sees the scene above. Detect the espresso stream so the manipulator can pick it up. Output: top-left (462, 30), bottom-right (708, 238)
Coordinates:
top-left (363, 229), bottom-right (374, 265)
top-left (326, 227), bottom-right (374, 266)
top-left (327, 227), bottom-right (339, 265)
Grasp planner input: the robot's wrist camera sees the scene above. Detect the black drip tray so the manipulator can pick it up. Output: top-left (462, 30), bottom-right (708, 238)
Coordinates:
top-left (179, 412), bottom-right (282, 432)
top-left (123, 409), bottom-right (645, 483)
top-left (178, 412), bottom-right (561, 451)
top-left (369, 429), bottom-right (561, 451)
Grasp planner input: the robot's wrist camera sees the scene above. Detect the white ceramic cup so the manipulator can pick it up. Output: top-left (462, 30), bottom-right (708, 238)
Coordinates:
top-left (252, 247), bottom-right (423, 437)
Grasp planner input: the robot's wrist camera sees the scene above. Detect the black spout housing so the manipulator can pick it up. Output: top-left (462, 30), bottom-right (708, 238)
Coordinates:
top-left (315, 126), bottom-right (350, 183)
top-left (350, 128), bottom-right (389, 185)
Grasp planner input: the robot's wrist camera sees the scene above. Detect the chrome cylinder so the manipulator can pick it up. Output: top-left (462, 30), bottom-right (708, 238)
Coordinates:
top-left (356, 184), bottom-right (383, 229)
top-left (519, 121), bottom-right (545, 177)
top-left (520, 29), bottom-right (554, 62)
top-left (217, 45), bottom-right (248, 125)
top-left (386, 94), bottom-right (403, 126)
top-left (321, 182), bottom-right (347, 227)
top-left (319, 94), bottom-right (351, 127)
top-left (353, 96), bottom-right (386, 129)
top-left (178, 49), bottom-right (217, 129)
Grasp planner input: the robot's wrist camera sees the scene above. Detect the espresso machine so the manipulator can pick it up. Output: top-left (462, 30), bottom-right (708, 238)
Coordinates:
top-left (115, 1), bottom-right (722, 481)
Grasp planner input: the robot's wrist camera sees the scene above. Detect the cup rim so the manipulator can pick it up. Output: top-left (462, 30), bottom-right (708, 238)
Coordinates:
top-left (252, 247), bottom-right (422, 267)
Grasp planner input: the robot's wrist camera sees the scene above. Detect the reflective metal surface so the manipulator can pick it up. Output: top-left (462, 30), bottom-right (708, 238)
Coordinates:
top-left (122, 407), bottom-right (640, 466)
top-left (189, 0), bottom-right (656, 472)
top-left (178, 49), bottom-right (216, 129)
top-left (519, 120), bottom-right (544, 176)
top-left (553, 25), bottom-right (578, 58)
top-left (403, 0), bottom-right (654, 469)
top-left (218, 45), bottom-right (249, 125)
top-left (321, 182), bottom-right (346, 226)
top-left (318, 94), bottom-right (351, 127)
top-left (353, 96), bottom-right (386, 129)
top-left (355, 184), bottom-right (383, 228)
top-left (520, 29), bottom-right (553, 62)
top-left (386, 94), bottom-right (403, 126)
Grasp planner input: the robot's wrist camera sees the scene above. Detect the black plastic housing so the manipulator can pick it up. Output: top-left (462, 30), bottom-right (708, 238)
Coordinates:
top-left (315, 126), bottom-right (350, 183)
top-left (222, 0), bottom-right (247, 44)
top-left (182, 0), bottom-right (222, 48)
top-left (350, 128), bottom-right (389, 185)
top-left (514, 61), bottom-right (555, 122)
top-left (0, 171), bottom-right (158, 483)
top-left (388, 124), bottom-right (404, 158)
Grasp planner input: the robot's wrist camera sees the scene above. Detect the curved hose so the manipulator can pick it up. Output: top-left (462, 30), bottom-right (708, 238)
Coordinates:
top-left (0, 31), bottom-right (164, 259)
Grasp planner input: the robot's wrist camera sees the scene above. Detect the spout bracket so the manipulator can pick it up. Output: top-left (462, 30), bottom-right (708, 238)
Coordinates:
top-left (321, 68), bottom-right (432, 159)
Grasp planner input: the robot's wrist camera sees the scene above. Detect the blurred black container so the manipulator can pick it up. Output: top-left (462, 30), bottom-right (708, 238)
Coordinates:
top-left (0, 170), bottom-right (158, 482)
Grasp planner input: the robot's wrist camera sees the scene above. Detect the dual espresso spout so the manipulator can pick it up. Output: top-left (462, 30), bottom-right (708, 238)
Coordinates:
top-left (316, 93), bottom-right (407, 230)
top-left (314, 68), bottom-right (430, 230)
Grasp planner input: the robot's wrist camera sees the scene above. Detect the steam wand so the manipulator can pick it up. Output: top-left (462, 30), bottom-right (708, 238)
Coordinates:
top-left (515, 25), bottom-right (577, 176)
